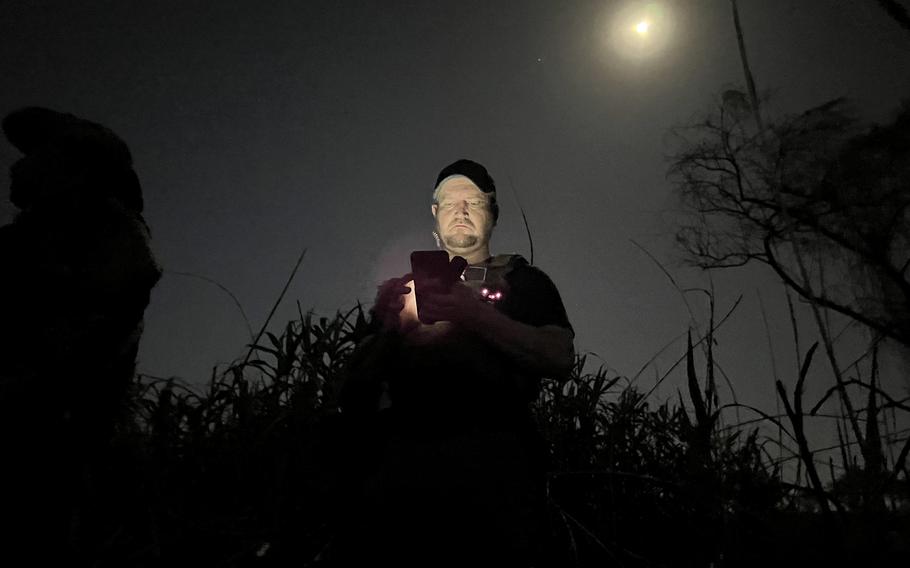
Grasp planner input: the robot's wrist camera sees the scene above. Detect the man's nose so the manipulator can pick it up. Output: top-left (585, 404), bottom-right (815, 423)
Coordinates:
top-left (457, 201), bottom-right (470, 214)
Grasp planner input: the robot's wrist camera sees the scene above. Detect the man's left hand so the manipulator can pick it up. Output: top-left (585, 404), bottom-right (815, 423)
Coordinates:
top-left (417, 282), bottom-right (490, 330)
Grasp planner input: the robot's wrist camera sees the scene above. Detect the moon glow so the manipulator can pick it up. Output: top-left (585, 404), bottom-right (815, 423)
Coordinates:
top-left (608, 3), bottom-right (674, 61)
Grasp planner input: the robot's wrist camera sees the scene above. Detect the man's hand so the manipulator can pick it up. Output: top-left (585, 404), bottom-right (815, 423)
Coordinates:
top-left (418, 280), bottom-right (574, 377)
top-left (416, 281), bottom-right (490, 330)
top-left (371, 273), bottom-right (415, 333)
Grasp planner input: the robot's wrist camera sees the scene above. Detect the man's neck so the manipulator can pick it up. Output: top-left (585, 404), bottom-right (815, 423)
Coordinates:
top-left (446, 247), bottom-right (490, 265)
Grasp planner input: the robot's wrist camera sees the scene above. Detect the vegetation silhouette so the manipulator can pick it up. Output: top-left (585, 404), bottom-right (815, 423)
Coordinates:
top-left (77, 293), bottom-right (903, 566)
top-left (2, 96), bottom-right (909, 565)
top-left (669, 91), bottom-right (910, 564)
top-left (671, 97), bottom-right (910, 349)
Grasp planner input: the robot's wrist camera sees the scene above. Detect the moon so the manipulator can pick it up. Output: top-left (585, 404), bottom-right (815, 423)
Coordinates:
top-left (607, 3), bottom-right (674, 61)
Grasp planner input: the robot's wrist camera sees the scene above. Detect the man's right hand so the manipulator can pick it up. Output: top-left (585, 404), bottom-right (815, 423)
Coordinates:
top-left (371, 273), bottom-right (414, 333)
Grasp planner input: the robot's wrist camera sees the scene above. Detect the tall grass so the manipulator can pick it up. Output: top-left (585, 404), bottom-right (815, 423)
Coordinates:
top-left (85, 293), bottom-right (910, 566)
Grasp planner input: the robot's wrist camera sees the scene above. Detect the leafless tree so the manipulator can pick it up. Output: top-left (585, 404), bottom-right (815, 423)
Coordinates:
top-left (671, 96), bottom-right (910, 348)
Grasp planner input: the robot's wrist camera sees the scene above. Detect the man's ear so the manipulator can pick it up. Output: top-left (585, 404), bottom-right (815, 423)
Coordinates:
top-left (431, 203), bottom-right (438, 217)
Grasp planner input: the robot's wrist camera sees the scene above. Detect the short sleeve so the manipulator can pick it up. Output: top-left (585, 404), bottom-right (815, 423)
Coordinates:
top-left (497, 265), bottom-right (573, 333)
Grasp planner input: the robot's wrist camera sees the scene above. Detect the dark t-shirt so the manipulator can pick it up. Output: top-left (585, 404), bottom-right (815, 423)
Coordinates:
top-left (334, 255), bottom-right (572, 564)
top-left (485, 256), bottom-right (573, 331)
top-left (387, 254), bottom-right (572, 433)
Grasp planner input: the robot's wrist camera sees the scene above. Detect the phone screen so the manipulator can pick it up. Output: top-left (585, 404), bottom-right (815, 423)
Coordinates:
top-left (410, 251), bottom-right (464, 324)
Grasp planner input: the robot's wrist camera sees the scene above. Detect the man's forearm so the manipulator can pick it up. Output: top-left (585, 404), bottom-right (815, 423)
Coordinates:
top-left (466, 303), bottom-right (574, 377)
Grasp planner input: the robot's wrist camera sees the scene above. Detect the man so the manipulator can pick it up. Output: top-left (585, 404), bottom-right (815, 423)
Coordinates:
top-left (334, 159), bottom-right (573, 566)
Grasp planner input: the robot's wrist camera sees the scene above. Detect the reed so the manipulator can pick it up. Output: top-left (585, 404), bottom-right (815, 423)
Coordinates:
top-left (83, 289), bottom-right (908, 565)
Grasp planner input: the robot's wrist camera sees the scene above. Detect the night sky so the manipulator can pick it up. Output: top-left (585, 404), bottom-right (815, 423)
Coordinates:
top-left (2, 0), bottom-right (909, 428)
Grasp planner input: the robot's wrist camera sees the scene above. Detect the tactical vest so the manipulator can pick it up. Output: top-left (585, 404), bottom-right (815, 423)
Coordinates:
top-left (461, 253), bottom-right (529, 304)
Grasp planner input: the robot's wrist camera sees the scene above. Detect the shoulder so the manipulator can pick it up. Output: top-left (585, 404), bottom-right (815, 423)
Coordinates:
top-left (505, 260), bottom-right (560, 293)
top-left (496, 256), bottom-right (573, 331)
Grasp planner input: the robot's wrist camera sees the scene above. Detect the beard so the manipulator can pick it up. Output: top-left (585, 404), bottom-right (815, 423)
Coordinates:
top-left (443, 233), bottom-right (479, 249)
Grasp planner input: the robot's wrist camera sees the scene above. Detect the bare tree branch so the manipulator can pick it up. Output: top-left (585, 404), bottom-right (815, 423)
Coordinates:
top-left (875, 0), bottom-right (910, 35)
top-left (669, 97), bottom-right (910, 348)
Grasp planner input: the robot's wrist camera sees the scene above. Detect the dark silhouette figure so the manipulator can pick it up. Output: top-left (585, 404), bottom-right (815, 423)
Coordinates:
top-left (0, 107), bottom-right (161, 561)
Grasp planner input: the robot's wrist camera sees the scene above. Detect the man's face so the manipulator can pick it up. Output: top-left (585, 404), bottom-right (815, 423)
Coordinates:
top-left (431, 177), bottom-right (494, 254)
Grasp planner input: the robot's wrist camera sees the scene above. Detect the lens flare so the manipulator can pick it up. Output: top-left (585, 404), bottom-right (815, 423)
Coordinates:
top-left (635, 20), bottom-right (650, 34)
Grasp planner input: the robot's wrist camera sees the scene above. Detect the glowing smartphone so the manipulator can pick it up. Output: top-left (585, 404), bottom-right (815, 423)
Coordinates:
top-left (410, 251), bottom-right (466, 324)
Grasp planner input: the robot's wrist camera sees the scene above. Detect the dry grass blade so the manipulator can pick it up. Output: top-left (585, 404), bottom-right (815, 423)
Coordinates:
top-left (639, 294), bottom-right (743, 403)
top-left (507, 174), bottom-right (535, 265)
top-left (774, 341), bottom-right (844, 515)
top-left (686, 329), bottom-right (708, 427)
top-left (242, 247), bottom-right (307, 366)
top-left (166, 269), bottom-right (255, 343)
